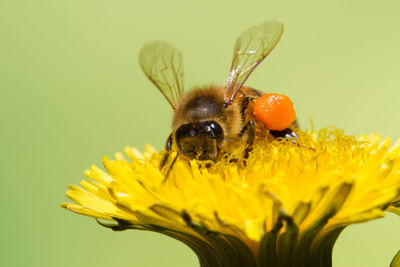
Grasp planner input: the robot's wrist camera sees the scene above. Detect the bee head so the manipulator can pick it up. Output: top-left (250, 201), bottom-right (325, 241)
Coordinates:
top-left (175, 120), bottom-right (224, 161)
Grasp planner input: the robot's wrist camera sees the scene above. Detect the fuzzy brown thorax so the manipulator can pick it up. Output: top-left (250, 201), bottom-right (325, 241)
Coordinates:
top-left (172, 86), bottom-right (242, 140)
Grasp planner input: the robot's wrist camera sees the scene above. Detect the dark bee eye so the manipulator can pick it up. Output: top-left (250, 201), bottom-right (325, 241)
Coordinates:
top-left (176, 121), bottom-right (223, 140)
top-left (206, 121), bottom-right (223, 138)
top-left (175, 121), bottom-right (224, 151)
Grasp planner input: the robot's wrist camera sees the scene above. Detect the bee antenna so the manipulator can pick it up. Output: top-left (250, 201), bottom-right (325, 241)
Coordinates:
top-left (223, 100), bottom-right (232, 108)
top-left (162, 151), bottom-right (181, 184)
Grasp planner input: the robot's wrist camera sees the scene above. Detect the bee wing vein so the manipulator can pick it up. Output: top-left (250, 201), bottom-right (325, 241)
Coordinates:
top-left (139, 41), bottom-right (184, 109)
top-left (225, 20), bottom-right (284, 104)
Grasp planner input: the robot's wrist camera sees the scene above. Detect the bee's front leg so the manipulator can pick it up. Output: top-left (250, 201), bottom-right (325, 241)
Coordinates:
top-left (160, 133), bottom-right (173, 170)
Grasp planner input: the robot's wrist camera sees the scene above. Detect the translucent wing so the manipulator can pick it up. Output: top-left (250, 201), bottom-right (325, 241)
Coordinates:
top-left (139, 41), bottom-right (184, 109)
top-left (224, 20), bottom-right (284, 106)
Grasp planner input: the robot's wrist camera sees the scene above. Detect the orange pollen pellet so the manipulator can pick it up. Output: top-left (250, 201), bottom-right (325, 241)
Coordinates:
top-left (253, 93), bottom-right (296, 131)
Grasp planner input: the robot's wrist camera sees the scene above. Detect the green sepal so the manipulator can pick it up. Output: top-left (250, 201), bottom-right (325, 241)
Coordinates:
top-left (391, 249), bottom-right (400, 267)
top-left (387, 205), bottom-right (400, 216)
top-left (308, 226), bottom-right (345, 267)
top-left (276, 215), bottom-right (299, 267)
top-left (296, 182), bottom-right (352, 267)
top-left (258, 215), bottom-right (283, 267)
top-left (188, 222), bottom-right (257, 267)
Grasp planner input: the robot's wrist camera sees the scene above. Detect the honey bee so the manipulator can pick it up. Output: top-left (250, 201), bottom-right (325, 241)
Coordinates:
top-left (139, 20), bottom-right (298, 178)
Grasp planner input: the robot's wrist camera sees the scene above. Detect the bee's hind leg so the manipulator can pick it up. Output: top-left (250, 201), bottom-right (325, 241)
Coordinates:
top-left (269, 128), bottom-right (298, 139)
top-left (270, 128), bottom-right (299, 144)
top-left (270, 127), bottom-right (317, 152)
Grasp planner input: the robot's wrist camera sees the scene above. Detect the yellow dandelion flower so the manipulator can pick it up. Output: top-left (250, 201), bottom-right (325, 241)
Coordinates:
top-left (61, 128), bottom-right (400, 267)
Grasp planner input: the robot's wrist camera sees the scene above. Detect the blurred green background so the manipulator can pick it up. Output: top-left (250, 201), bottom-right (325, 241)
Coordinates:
top-left (1, 0), bottom-right (400, 266)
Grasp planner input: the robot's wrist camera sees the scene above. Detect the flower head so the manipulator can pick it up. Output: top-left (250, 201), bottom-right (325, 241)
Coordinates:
top-left (62, 128), bottom-right (400, 267)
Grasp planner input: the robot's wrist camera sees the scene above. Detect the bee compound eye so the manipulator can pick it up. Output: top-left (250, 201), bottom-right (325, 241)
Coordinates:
top-left (206, 121), bottom-right (223, 138)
